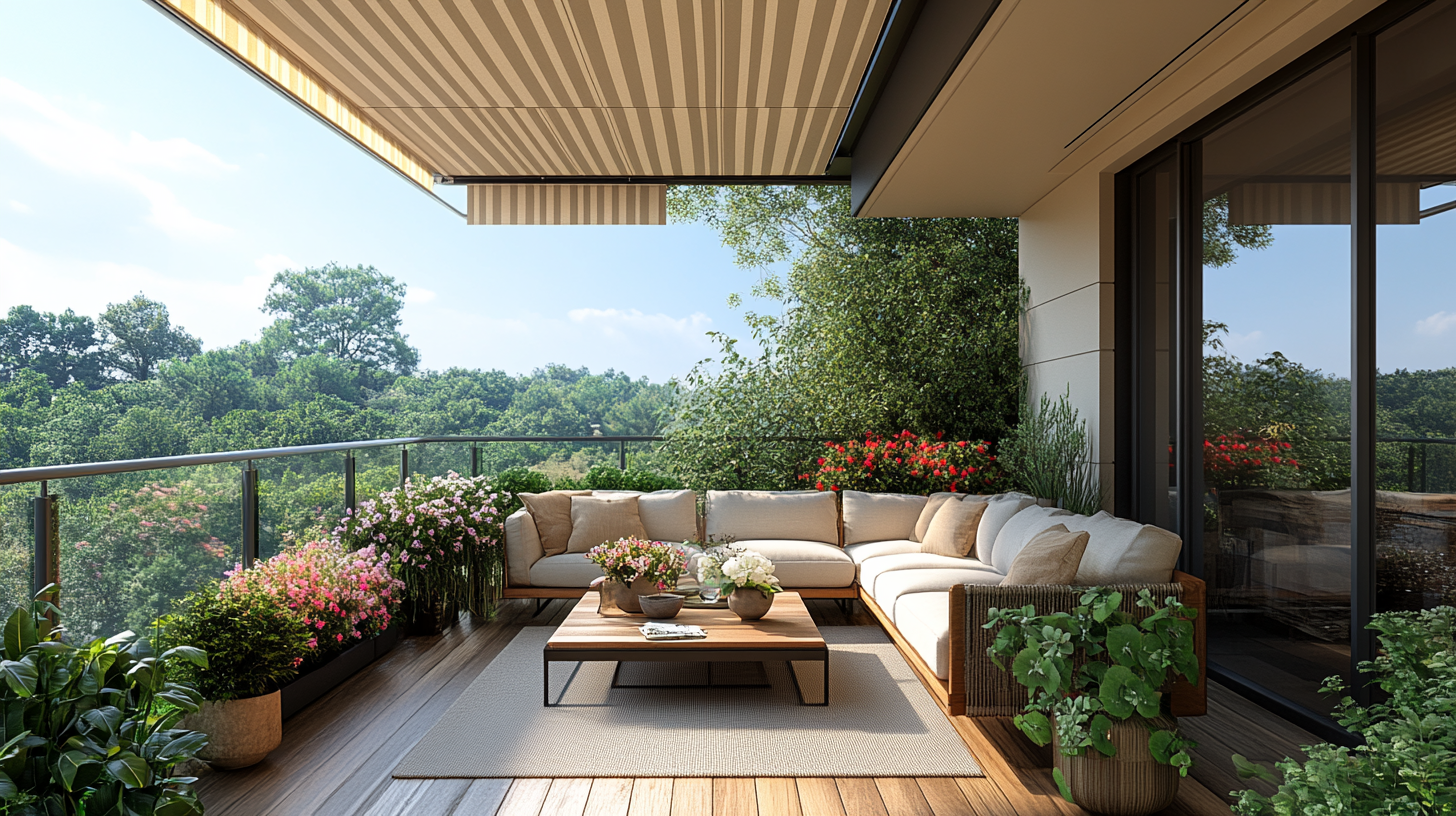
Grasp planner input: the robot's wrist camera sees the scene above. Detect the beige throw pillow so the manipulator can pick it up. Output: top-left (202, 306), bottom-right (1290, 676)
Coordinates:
top-left (566, 495), bottom-right (647, 553)
top-left (919, 498), bottom-right (988, 558)
top-left (1001, 524), bottom-right (1090, 586)
top-left (912, 493), bottom-right (964, 542)
top-left (518, 490), bottom-right (591, 557)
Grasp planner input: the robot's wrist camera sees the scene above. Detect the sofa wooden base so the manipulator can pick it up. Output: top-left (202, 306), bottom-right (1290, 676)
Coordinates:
top-left (859, 587), bottom-right (965, 715)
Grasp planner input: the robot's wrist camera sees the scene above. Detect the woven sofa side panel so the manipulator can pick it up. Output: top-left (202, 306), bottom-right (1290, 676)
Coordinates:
top-left (962, 582), bottom-right (1184, 717)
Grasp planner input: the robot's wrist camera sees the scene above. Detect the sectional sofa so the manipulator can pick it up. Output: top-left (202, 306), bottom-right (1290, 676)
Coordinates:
top-left (503, 488), bottom-right (1206, 717)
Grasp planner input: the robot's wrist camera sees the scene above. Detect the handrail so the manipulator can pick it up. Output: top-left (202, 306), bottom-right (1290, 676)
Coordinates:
top-left (0, 436), bottom-right (665, 486)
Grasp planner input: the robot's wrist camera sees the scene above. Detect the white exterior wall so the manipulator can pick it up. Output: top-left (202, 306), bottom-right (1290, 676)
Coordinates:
top-left (1018, 169), bottom-right (1115, 508)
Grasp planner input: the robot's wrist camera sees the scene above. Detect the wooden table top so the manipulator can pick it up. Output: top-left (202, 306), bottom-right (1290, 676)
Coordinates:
top-left (545, 591), bottom-right (825, 651)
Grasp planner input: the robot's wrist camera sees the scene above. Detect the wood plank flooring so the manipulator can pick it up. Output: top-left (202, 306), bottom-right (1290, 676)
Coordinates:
top-left (194, 599), bottom-right (1318, 815)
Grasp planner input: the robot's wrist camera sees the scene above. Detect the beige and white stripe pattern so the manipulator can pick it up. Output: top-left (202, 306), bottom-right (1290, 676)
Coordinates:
top-left (467, 184), bottom-right (665, 225)
top-left (210, 0), bottom-right (891, 181)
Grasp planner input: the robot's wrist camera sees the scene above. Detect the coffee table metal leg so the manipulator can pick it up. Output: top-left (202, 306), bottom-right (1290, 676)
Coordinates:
top-left (543, 652), bottom-right (550, 706)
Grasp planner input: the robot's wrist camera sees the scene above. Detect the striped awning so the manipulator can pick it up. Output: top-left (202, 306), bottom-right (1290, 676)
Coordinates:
top-left (467, 185), bottom-right (665, 225)
top-left (155, 0), bottom-right (888, 223)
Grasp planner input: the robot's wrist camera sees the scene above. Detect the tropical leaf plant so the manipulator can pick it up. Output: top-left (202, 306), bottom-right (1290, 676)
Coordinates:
top-left (0, 586), bottom-right (208, 815)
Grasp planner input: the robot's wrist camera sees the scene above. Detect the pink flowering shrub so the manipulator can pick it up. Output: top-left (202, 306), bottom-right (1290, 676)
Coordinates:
top-left (334, 472), bottom-right (509, 622)
top-left (221, 539), bottom-right (403, 663)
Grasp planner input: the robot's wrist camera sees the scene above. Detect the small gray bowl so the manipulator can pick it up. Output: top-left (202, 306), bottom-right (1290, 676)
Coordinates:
top-left (638, 593), bottom-right (685, 619)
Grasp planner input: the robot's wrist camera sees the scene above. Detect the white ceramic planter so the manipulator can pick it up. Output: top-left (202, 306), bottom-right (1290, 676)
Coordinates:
top-left (185, 691), bottom-right (283, 769)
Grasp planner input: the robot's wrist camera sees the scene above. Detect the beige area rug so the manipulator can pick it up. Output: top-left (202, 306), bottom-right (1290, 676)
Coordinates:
top-left (393, 627), bottom-right (982, 778)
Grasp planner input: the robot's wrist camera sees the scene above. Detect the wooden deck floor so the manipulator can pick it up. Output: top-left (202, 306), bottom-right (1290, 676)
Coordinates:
top-left (195, 599), bottom-right (1316, 815)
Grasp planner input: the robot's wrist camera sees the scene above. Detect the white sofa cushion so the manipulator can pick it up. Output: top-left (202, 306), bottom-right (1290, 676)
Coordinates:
top-left (1061, 511), bottom-right (1184, 585)
top-left (729, 540), bottom-right (856, 587)
top-left (859, 552), bottom-right (997, 597)
top-left (975, 493), bottom-right (1039, 567)
top-left (874, 568), bottom-right (1001, 618)
top-left (528, 553), bottom-right (604, 587)
top-left (843, 540), bottom-right (921, 569)
top-left (990, 505), bottom-right (1074, 574)
top-left (706, 491), bottom-right (838, 544)
top-left (505, 508), bottom-right (544, 587)
top-left (623, 489), bottom-right (699, 542)
top-left (894, 592), bottom-right (952, 680)
top-left (842, 491), bottom-right (926, 545)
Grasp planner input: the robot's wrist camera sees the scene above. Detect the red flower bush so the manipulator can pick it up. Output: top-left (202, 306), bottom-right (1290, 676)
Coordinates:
top-left (1201, 431), bottom-right (1301, 490)
top-left (801, 431), bottom-right (1008, 495)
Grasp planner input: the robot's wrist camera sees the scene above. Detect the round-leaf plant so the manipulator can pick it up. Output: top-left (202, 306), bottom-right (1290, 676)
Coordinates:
top-left (984, 588), bottom-right (1201, 802)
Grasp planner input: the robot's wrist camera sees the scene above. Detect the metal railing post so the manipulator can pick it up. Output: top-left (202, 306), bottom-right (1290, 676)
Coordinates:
top-left (619, 440), bottom-right (626, 471)
top-left (471, 445), bottom-right (480, 478)
top-left (344, 451), bottom-right (357, 512)
top-left (241, 464), bottom-right (259, 569)
top-left (32, 481), bottom-right (59, 606)
top-left (400, 447), bottom-right (409, 488)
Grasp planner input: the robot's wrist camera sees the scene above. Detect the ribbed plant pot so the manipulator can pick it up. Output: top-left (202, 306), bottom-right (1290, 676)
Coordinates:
top-left (1051, 715), bottom-right (1179, 815)
top-left (728, 588), bottom-right (774, 621)
top-left (185, 691), bottom-right (282, 770)
top-left (603, 578), bottom-right (656, 613)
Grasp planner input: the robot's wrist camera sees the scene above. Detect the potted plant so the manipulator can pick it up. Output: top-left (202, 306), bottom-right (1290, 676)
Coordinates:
top-left (586, 537), bottom-right (687, 613)
top-left (700, 547), bottom-right (783, 621)
top-left (0, 588), bottom-right (210, 814)
top-left (335, 472), bottom-right (509, 633)
top-left (161, 582), bottom-right (314, 769)
top-left (985, 588), bottom-right (1200, 815)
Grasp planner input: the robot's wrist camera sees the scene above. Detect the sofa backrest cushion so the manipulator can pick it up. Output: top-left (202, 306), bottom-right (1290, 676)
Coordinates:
top-left (706, 490), bottom-right (838, 545)
top-left (975, 493), bottom-right (1039, 568)
top-left (1061, 511), bottom-right (1183, 584)
top-left (594, 489), bottom-right (699, 543)
top-left (990, 504), bottom-right (1074, 574)
top-left (911, 493), bottom-right (962, 542)
top-left (843, 491), bottom-right (927, 545)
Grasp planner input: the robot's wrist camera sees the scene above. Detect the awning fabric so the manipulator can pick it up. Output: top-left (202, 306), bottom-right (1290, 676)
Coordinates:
top-left (467, 185), bottom-right (665, 225)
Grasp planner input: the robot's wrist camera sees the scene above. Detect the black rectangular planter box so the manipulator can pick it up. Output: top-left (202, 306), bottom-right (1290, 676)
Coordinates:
top-left (280, 623), bottom-right (401, 720)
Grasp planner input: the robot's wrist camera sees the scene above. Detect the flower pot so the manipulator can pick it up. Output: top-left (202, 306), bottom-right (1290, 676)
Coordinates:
top-left (639, 593), bottom-right (685, 618)
top-left (406, 597), bottom-right (450, 635)
top-left (728, 588), bottom-right (774, 621)
top-left (1051, 715), bottom-right (1179, 816)
top-left (184, 691), bottom-right (282, 770)
top-left (603, 578), bottom-right (656, 614)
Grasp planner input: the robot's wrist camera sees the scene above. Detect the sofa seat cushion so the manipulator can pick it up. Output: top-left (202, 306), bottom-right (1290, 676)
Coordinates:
top-left (894, 592), bottom-right (952, 680)
top-left (858, 553), bottom-right (998, 598)
top-left (528, 553), bottom-right (605, 587)
top-left (874, 568), bottom-right (1002, 619)
top-left (706, 491), bottom-right (838, 544)
top-left (729, 540), bottom-right (856, 587)
top-left (842, 540), bottom-right (921, 572)
top-left (1060, 511), bottom-right (1183, 585)
top-left (843, 491), bottom-right (926, 545)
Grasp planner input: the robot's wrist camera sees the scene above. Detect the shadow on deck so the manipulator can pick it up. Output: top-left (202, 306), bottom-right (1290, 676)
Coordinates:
top-left (194, 600), bottom-right (1315, 815)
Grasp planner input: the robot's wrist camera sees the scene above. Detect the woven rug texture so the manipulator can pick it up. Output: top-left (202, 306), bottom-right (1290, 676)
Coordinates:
top-left (392, 626), bottom-right (982, 778)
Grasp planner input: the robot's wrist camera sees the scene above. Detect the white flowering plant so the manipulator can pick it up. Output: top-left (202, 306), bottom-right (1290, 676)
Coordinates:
top-left (703, 547), bottom-right (782, 595)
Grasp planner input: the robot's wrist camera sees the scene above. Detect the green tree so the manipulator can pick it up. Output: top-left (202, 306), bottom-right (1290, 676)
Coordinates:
top-left (0, 305), bottom-right (106, 389)
top-left (261, 263), bottom-right (420, 382)
top-left (159, 349), bottom-right (263, 420)
top-left (99, 294), bottom-right (202, 381)
top-left (271, 353), bottom-right (365, 406)
top-left (662, 186), bottom-right (1023, 489)
top-left (0, 369), bottom-right (51, 468)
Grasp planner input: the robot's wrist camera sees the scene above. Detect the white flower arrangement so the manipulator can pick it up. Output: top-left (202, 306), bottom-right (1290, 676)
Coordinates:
top-left (714, 548), bottom-right (782, 595)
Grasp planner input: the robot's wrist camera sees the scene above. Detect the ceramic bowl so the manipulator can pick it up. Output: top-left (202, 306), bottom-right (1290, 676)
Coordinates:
top-left (638, 593), bottom-right (685, 619)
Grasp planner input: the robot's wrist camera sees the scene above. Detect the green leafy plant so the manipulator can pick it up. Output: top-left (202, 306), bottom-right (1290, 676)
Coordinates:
top-left (985, 588), bottom-right (1201, 801)
top-left (1233, 606), bottom-right (1456, 815)
top-left (159, 582), bottom-right (314, 701)
top-left (1000, 389), bottom-right (1103, 514)
top-left (0, 587), bottom-right (209, 815)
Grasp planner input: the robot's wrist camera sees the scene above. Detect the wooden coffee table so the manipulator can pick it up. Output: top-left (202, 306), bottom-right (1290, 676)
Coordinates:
top-left (543, 591), bottom-right (829, 706)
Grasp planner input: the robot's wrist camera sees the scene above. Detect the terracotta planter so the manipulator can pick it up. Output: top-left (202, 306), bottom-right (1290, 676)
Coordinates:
top-left (603, 578), bottom-right (656, 613)
top-left (185, 691), bottom-right (282, 769)
top-left (728, 588), bottom-right (774, 621)
top-left (1051, 714), bottom-right (1179, 815)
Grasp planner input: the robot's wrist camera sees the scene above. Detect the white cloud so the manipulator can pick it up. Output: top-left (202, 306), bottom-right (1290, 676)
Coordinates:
top-left (0, 237), bottom-right (271, 347)
top-left (404, 287), bottom-right (437, 304)
top-left (6, 200), bottom-right (29, 213)
top-left (0, 77), bottom-right (234, 240)
top-left (567, 307), bottom-right (712, 340)
top-left (1415, 310), bottom-right (1456, 338)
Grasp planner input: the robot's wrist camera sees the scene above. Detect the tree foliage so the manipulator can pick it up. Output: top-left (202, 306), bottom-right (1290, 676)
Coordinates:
top-left (661, 185), bottom-right (1023, 490)
top-left (262, 263), bottom-right (420, 382)
top-left (0, 305), bottom-right (106, 389)
top-left (99, 294), bottom-right (202, 381)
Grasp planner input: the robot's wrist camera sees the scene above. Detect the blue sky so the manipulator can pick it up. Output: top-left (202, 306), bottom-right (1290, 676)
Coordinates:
top-left (0, 2), bottom-right (770, 384)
